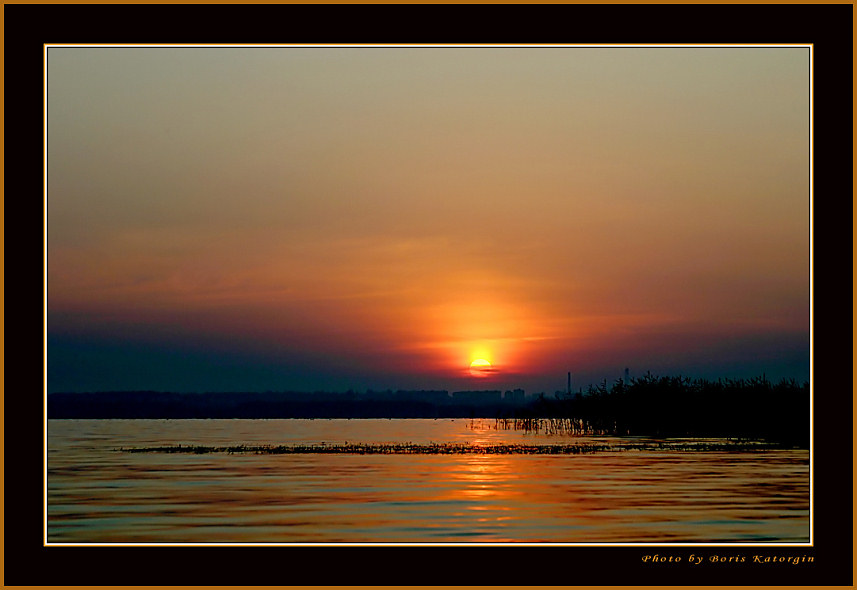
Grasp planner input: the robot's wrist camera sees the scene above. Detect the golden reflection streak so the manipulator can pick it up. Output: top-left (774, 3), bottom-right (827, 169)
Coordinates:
top-left (444, 449), bottom-right (522, 514)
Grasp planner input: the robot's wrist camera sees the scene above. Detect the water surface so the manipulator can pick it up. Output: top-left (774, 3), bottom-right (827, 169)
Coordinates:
top-left (46, 418), bottom-right (810, 544)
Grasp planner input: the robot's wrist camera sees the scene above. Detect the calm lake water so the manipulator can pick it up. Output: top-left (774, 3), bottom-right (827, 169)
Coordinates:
top-left (46, 418), bottom-right (810, 544)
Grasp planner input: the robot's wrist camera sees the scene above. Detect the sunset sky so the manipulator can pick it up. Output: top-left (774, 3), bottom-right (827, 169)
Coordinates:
top-left (45, 45), bottom-right (811, 394)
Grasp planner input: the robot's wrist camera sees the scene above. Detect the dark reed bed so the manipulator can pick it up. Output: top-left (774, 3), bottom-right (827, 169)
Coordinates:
top-left (505, 374), bottom-right (810, 447)
top-left (121, 440), bottom-right (783, 455)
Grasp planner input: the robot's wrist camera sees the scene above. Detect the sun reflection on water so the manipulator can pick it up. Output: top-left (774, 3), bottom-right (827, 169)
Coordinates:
top-left (47, 419), bottom-right (810, 543)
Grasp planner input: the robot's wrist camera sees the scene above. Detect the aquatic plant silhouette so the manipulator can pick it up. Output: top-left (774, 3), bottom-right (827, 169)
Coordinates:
top-left (123, 439), bottom-right (781, 455)
top-left (512, 373), bottom-right (808, 446)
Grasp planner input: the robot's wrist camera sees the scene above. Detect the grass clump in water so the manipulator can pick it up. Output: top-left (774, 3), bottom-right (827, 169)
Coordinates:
top-left (121, 440), bottom-right (779, 455)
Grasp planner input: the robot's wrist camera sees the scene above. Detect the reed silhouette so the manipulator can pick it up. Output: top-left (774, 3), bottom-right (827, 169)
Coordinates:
top-left (510, 373), bottom-right (809, 447)
top-left (123, 439), bottom-right (780, 455)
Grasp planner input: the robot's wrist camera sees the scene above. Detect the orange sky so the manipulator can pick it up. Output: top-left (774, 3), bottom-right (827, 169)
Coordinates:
top-left (46, 46), bottom-right (811, 393)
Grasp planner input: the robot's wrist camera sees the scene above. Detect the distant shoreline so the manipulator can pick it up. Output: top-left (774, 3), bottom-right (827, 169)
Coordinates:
top-left (47, 389), bottom-right (523, 420)
top-left (48, 375), bottom-right (810, 448)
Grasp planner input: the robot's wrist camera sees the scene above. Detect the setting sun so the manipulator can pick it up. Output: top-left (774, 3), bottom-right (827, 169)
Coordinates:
top-left (469, 358), bottom-right (493, 378)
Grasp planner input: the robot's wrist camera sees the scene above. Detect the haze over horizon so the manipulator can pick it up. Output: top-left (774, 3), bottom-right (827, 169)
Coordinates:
top-left (46, 45), bottom-right (811, 395)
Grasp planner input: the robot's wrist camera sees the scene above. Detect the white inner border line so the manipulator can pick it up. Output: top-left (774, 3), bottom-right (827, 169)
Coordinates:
top-left (43, 42), bottom-right (814, 548)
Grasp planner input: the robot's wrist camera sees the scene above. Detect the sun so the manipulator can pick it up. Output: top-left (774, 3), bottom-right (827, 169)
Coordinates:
top-left (469, 358), bottom-right (493, 378)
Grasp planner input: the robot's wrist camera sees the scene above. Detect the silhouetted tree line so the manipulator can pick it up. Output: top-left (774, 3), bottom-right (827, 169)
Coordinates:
top-left (46, 390), bottom-right (514, 420)
top-left (47, 374), bottom-right (809, 446)
top-left (513, 373), bottom-right (809, 447)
